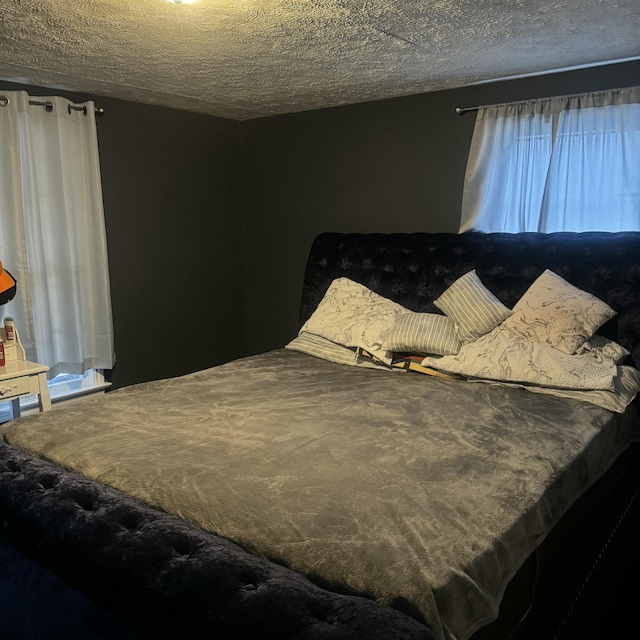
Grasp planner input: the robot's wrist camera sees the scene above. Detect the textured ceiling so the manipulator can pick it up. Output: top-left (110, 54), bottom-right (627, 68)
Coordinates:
top-left (0, 0), bottom-right (638, 121)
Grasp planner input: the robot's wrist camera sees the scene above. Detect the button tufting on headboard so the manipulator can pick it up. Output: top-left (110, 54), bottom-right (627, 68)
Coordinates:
top-left (300, 232), bottom-right (640, 371)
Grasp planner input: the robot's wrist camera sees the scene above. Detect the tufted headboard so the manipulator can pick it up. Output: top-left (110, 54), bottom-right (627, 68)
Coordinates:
top-left (300, 232), bottom-right (640, 371)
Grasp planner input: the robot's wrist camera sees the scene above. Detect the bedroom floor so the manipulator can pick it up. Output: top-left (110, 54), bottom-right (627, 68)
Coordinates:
top-left (517, 445), bottom-right (640, 640)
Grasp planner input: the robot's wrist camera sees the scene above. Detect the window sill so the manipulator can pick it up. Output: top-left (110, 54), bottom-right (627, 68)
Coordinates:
top-left (0, 381), bottom-right (111, 424)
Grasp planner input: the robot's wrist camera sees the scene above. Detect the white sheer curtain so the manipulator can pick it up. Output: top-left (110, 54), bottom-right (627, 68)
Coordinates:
top-left (460, 86), bottom-right (640, 233)
top-left (0, 91), bottom-right (114, 378)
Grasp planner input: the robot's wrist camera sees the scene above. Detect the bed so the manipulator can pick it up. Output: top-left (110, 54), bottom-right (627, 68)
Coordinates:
top-left (1, 231), bottom-right (639, 640)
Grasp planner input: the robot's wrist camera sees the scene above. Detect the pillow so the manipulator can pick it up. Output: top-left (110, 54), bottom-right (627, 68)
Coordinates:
top-left (500, 270), bottom-right (616, 354)
top-left (299, 277), bottom-right (408, 364)
top-left (433, 270), bottom-right (512, 344)
top-left (575, 335), bottom-right (629, 365)
top-left (286, 332), bottom-right (390, 370)
top-left (382, 312), bottom-right (461, 356)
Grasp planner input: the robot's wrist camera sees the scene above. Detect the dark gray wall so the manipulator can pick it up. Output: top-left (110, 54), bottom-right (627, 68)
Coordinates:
top-left (0, 81), bottom-right (245, 389)
top-left (97, 98), bottom-right (245, 389)
top-left (2, 59), bottom-right (639, 385)
top-left (240, 60), bottom-right (640, 355)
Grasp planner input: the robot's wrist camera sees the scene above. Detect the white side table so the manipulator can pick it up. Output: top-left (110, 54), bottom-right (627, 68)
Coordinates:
top-left (0, 359), bottom-right (51, 419)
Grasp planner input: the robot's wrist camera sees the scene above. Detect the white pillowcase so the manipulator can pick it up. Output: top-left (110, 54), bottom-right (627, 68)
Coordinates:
top-left (575, 335), bottom-right (629, 365)
top-left (500, 270), bottom-right (616, 354)
top-left (433, 270), bottom-right (512, 344)
top-left (299, 278), bottom-right (408, 364)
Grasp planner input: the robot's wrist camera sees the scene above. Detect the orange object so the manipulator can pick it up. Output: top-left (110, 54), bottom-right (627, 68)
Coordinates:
top-left (0, 261), bottom-right (17, 306)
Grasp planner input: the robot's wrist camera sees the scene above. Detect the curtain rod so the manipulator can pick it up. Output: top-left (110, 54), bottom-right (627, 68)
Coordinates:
top-left (0, 95), bottom-right (104, 116)
top-left (456, 92), bottom-right (569, 116)
top-left (455, 86), bottom-right (640, 116)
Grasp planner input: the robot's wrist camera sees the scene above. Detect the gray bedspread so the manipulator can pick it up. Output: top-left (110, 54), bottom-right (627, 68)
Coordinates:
top-left (1, 349), bottom-right (633, 640)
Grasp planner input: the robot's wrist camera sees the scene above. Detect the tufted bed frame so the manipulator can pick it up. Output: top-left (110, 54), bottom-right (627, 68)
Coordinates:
top-left (1, 231), bottom-right (640, 640)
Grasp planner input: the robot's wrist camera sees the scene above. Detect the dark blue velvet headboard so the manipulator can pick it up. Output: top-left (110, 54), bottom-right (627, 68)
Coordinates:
top-left (300, 232), bottom-right (640, 370)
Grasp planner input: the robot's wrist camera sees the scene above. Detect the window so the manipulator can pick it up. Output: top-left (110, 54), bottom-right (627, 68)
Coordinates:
top-left (459, 86), bottom-right (640, 233)
top-left (0, 91), bottom-right (115, 414)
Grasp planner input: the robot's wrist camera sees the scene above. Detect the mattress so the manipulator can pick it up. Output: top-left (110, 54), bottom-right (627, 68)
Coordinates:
top-left (1, 348), bottom-right (632, 640)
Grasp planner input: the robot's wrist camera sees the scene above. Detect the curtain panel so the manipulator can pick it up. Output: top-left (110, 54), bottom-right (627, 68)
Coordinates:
top-left (459, 86), bottom-right (640, 233)
top-left (0, 91), bottom-right (114, 378)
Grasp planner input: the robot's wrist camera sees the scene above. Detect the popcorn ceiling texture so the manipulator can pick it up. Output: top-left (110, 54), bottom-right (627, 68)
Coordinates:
top-left (0, 0), bottom-right (638, 120)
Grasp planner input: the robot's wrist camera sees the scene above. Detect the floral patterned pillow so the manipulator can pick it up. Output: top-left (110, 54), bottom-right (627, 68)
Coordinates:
top-left (421, 327), bottom-right (617, 391)
top-left (299, 278), bottom-right (408, 364)
top-left (500, 270), bottom-right (616, 354)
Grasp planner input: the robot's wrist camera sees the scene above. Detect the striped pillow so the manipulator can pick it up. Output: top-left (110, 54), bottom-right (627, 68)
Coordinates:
top-left (434, 270), bottom-right (512, 344)
top-left (286, 332), bottom-right (390, 370)
top-left (382, 312), bottom-right (461, 355)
